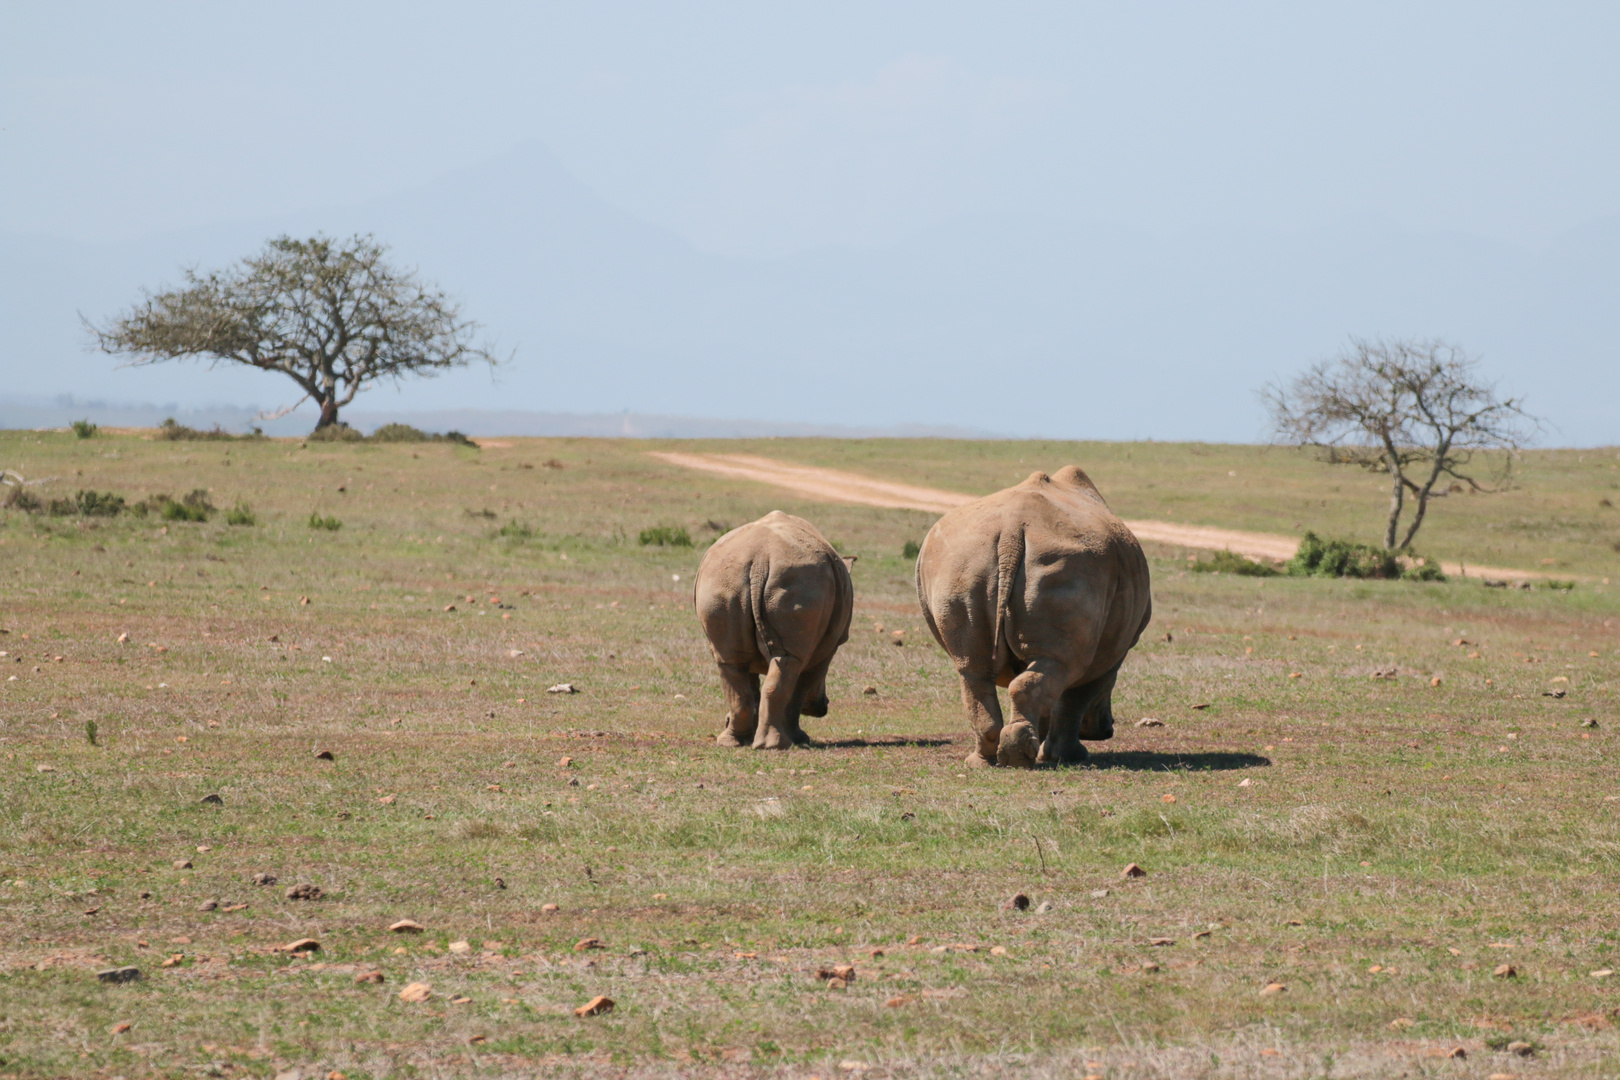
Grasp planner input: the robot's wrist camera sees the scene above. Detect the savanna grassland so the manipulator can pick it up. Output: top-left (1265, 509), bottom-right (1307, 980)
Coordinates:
top-left (1, 430), bottom-right (1618, 1080)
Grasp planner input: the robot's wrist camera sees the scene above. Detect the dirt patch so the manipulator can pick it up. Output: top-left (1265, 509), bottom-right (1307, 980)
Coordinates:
top-left (649, 452), bottom-right (969, 514)
top-left (649, 451), bottom-right (1542, 579)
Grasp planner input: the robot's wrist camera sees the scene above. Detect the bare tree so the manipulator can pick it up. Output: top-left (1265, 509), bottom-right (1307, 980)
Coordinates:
top-left (1262, 338), bottom-right (1540, 550)
top-left (89, 234), bottom-right (498, 431)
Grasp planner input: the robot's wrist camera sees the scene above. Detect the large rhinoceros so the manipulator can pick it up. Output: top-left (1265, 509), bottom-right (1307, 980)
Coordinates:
top-left (695, 511), bottom-right (854, 750)
top-left (915, 466), bottom-right (1152, 768)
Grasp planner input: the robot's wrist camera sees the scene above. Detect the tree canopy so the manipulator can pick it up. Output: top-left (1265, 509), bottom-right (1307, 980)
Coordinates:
top-left (1262, 337), bottom-right (1540, 550)
top-left (90, 234), bottom-right (498, 431)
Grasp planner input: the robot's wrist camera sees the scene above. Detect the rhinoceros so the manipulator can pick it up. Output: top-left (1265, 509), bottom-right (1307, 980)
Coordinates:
top-left (695, 511), bottom-right (855, 749)
top-left (915, 466), bottom-right (1152, 768)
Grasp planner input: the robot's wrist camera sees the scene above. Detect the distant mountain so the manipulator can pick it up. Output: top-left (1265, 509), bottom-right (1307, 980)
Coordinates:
top-left (2, 141), bottom-right (1616, 444)
top-left (0, 397), bottom-right (992, 440)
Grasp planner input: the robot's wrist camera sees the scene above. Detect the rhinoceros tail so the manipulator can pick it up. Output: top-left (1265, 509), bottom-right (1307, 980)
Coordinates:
top-left (992, 527), bottom-right (1024, 674)
top-left (748, 555), bottom-right (784, 659)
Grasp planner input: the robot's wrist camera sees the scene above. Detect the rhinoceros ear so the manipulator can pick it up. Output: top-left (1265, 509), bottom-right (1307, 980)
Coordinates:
top-left (1052, 465), bottom-right (1099, 492)
top-left (841, 555), bottom-right (858, 569)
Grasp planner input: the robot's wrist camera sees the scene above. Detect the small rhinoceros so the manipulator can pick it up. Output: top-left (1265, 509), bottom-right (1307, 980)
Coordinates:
top-left (916, 466), bottom-right (1152, 768)
top-left (695, 511), bottom-right (855, 750)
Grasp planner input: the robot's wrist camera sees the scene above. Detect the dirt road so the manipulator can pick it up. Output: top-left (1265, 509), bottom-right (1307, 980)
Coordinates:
top-left (649, 451), bottom-right (1542, 581)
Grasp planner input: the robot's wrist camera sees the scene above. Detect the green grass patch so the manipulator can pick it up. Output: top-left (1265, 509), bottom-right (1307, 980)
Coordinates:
top-left (639, 524), bottom-right (693, 547)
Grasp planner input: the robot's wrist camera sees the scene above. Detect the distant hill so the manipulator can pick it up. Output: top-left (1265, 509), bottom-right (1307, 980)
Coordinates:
top-left (2, 141), bottom-right (1616, 444)
top-left (0, 397), bottom-right (992, 440)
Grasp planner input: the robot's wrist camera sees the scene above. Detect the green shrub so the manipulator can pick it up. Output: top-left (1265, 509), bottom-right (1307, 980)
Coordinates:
top-left (2, 488), bottom-right (41, 512)
top-left (75, 490), bottom-right (125, 517)
top-left (639, 525), bottom-right (693, 547)
top-left (161, 500), bottom-right (209, 522)
top-left (902, 539), bottom-right (921, 559)
top-left (307, 512), bottom-right (342, 531)
top-left (134, 489), bottom-right (214, 522)
top-left (1404, 560), bottom-right (1447, 582)
top-left (497, 520), bottom-right (535, 540)
top-left (1543, 579), bottom-right (1575, 591)
top-left (225, 502), bottom-right (256, 526)
top-left (1287, 531), bottom-right (1444, 581)
top-left (292, 422), bottom-right (483, 447)
top-left (71, 419), bottom-right (98, 439)
top-left (158, 418), bottom-right (259, 441)
top-left (368, 423), bottom-right (431, 442)
top-left (307, 423), bottom-right (364, 443)
top-left (1189, 549), bottom-right (1278, 576)
top-left (1288, 531), bottom-right (1398, 579)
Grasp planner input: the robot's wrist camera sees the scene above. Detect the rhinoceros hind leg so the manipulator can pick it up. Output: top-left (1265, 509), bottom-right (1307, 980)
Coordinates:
top-left (997, 721), bottom-right (1039, 768)
top-left (1007, 659), bottom-right (1073, 769)
top-left (716, 663), bottom-right (760, 748)
top-left (754, 655), bottom-right (804, 750)
top-left (957, 673), bottom-right (1004, 765)
top-left (1037, 735), bottom-right (1088, 765)
top-left (798, 656), bottom-right (832, 721)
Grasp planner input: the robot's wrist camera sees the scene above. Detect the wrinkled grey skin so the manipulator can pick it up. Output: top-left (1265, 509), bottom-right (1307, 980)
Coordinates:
top-left (916, 466), bottom-right (1152, 768)
top-left (695, 511), bottom-right (855, 750)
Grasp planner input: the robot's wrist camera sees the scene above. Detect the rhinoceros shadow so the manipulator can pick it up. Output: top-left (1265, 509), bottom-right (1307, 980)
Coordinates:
top-left (1077, 750), bottom-right (1270, 772)
top-left (812, 736), bottom-right (955, 749)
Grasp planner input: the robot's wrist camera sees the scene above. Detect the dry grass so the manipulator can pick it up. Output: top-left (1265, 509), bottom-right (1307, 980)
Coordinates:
top-left (0, 430), bottom-right (1616, 1079)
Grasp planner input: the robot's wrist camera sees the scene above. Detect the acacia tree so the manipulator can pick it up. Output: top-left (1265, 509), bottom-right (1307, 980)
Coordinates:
top-left (90, 234), bottom-right (497, 431)
top-left (1262, 338), bottom-right (1540, 550)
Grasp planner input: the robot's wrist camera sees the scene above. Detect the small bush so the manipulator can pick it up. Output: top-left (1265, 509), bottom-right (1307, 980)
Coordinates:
top-left (68, 490), bottom-right (126, 517)
top-left (368, 423), bottom-right (432, 443)
top-left (497, 520), bottom-right (535, 540)
top-left (1287, 531), bottom-right (1444, 581)
top-left (46, 497), bottom-right (77, 516)
top-left (1404, 559), bottom-right (1446, 582)
top-left (130, 489), bottom-right (213, 521)
top-left (1543, 579), bottom-right (1576, 591)
top-left (225, 502), bottom-right (256, 526)
top-left (308, 512), bottom-right (342, 531)
top-left (466, 508), bottom-right (497, 520)
top-left (902, 539), bottom-right (921, 559)
top-left (304, 422), bottom-right (478, 447)
top-left (307, 423), bottom-right (364, 443)
top-left (1190, 549), bottom-right (1279, 576)
top-left (1288, 531), bottom-right (1399, 579)
top-left (2, 487), bottom-right (41, 512)
top-left (71, 419), bottom-right (98, 439)
top-left (639, 525), bottom-right (693, 547)
top-left (161, 500), bottom-right (209, 522)
top-left (158, 418), bottom-right (258, 441)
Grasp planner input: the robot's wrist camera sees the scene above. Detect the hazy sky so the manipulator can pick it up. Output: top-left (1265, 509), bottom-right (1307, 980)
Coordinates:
top-left (6, 2), bottom-right (1618, 255)
top-left (3, 3), bottom-right (1618, 443)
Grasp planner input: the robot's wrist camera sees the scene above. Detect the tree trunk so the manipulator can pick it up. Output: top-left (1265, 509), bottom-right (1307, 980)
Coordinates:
top-left (1400, 440), bottom-right (1453, 550)
top-left (1400, 492), bottom-right (1431, 550)
top-left (1384, 463), bottom-right (1404, 550)
top-left (315, 396), bottom-right (340, 429)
